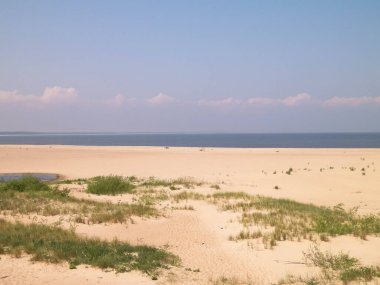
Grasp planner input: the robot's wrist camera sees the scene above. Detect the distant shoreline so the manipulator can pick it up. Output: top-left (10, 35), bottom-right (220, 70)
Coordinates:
top-left (0, 133), bottom-right (379, 148)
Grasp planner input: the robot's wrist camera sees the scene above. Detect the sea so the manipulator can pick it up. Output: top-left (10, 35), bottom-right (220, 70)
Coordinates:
top-left (0, 132), bottom-right (380, 148)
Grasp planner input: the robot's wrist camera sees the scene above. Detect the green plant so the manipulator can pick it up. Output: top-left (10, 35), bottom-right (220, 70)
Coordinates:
top-left (304, 246), bottom-right (359, 271)
top-left (140, 176), bottom-right (202, 189)
top-left (209, 192), bottom-right (380, 245)
top-left (340, 266), bottom-right (380, 284)
top-left (55, 178), bottom-right (88, 185)
top-left (87, 176), bottom-right (135, 195)
top-left (0, 180), bottom-right (157, 224)
top-left (302, 246), bottom-right (380, 284)
top-left (230, 230), bottom-right (262, 241)
top-left (0, 219), bottom-right (179, 276)
top-left (0, 176), bottom-right (49, 192)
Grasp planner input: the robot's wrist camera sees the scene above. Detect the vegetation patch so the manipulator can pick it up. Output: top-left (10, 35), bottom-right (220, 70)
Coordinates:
top-left (140, 176), bottom-right (203, 189)
top-left (306, 246), bottom-right (380, 284)
top-left (0, 176), bottom-right (50, 192)
top-left (218, 193), bottom-right (380, 244)
top-left (173, 191), bottom-right (380, 247)
top-left (0, 177), bottom-right (157, 224)
top-left (3, 177), bottom-right (380, 250)
top-left (0, 219), bottom-right (179, 277)
top-left (60, 175), bottom-right (203, 193)
top-left (279, 247), bottom-right (380, 284)
top-left (87, 176), bottom-right (135, 195)
top-left (55, 178), bottom-right (88, 185)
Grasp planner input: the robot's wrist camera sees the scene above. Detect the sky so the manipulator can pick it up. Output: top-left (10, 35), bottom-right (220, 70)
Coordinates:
top-left (0, 0), bottom-right (379, 133)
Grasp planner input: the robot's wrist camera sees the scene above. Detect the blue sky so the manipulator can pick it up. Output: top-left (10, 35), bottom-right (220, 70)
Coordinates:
top-left (0, 0), bottom-right (379, 132)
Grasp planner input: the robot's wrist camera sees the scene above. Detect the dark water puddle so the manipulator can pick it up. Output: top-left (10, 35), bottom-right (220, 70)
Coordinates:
top-left (0, 173), bottom-right (58, 182)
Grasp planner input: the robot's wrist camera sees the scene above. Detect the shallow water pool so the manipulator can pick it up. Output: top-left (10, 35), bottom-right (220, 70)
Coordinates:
top-left (0, 173), bottom-right (58, 182)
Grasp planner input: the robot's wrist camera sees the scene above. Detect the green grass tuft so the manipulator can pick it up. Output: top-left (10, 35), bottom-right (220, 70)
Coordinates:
top-left (304, 246), bottom-right (359, 271)
top-left (172, 191), bottom-right (380, 247)
top-left (210, 192), bottom-right (380, 245)
top-left (0, 179), bottom-right (157, 223)
top-left (140, 176), bottom-right (202, 189)
top-left (340, 266), bottom-right (380, 284)
top-left (302, 246), bottom-right (380, 284)
top-left (87, 176), bottom-right (135, 195)
top-left (0, 219), bottom-right (179, 276)
top-left (0, 176), bottom-right (49, 192)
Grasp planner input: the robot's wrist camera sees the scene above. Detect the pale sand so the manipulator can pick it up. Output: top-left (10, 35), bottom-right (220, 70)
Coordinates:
top-left (0, 145), bottom-right (380, 284)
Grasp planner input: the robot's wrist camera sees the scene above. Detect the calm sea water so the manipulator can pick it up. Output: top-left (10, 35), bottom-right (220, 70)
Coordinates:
top-left (0, 133), bottom-right (379, 148)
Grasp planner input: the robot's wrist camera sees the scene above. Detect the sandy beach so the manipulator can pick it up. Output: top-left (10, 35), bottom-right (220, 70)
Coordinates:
top-left (1, 145), bottom-right (380, 284)
top-left (3, 1), bottom-right (379, 284)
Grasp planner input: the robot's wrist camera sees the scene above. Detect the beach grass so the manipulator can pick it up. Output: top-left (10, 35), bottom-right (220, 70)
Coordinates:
top-left (279, 247), bottom-right (380, 284)
top-left (0, 177), bottom-right (158, 224)
top-left (304, 246), bottom-right (360, 271)
top-left (172, 191), bottom-right (380, 246)
top-left (214, 192), bottom-right (380, 242)
top-left (0, 219), bottom-right (179, 277)
top-left (303, 246), bottom-right (380, 284)
top-left (55, 178), bottom-right (88, 185)
top-left (58, 175), bottom-right (203, 192)
top-left (0, 175), bottom-right (50, 192)
top-left (86, 175), bottom-right (135, 195)
top-left (140, 176), bottom-right (203, 189)
top-left (3, 176), bottom-right (380, 247)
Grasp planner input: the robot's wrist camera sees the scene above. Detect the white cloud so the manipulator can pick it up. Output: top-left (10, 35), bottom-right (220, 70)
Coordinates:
top-left (107, 94), bottom-right (125, 106)
top-left (281, 93), bottom-right (311, 106)
top-left (106, 94), bottom-right (139, 106)
top-left (40, 86), bottom-right (77, 104)
top-left (198, 97), bottom-right (241, 107)
top-left (247, 97), bottom-right (276, 105)
top-left (0, 86), bottom-right (77, 105)
top-left (147, 92), bottom-right (174, 105)
top-left (248, 93), bottom-right (312, 106)
top-left (0, 90), bottom-right (26, 103)
top-left (324, 96), bottom-right (380, 107)
top-left (246, 93), bottom-right (380, 108)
